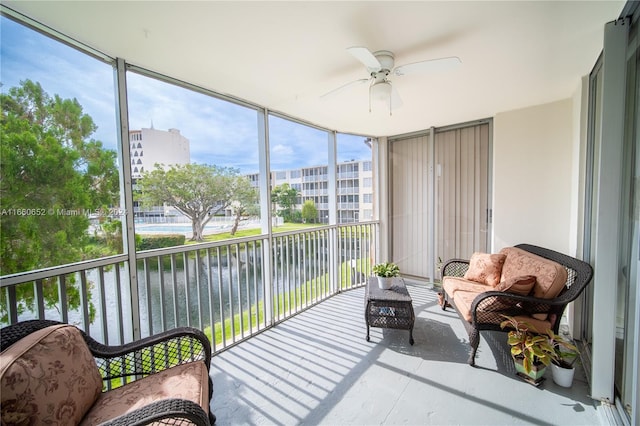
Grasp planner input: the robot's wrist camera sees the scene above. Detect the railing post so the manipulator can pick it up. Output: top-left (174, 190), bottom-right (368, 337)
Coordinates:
top-left (328, 132), bottom-right (340, 293)
top-left (6, 286), bottom-right (18, 324)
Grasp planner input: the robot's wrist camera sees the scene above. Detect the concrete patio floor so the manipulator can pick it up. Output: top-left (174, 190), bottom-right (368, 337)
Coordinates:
top-left (210, 281), bottom-right (601, 425)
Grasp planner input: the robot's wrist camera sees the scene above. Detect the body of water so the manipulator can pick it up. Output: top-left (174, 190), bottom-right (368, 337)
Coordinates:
top-left (16, 234), bottom-right (368, 346)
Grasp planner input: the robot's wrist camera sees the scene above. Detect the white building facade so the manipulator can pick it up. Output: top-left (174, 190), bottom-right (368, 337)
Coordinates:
top-left (250, 159), bottom-right (373, 224)
top-left (130, 127), bottom-right (190, 219)
top-left (129, 127), bottom-right (190, 179)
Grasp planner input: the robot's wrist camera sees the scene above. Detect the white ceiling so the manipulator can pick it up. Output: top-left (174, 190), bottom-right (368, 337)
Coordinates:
top-left (5, 1), bottom-right (624, 137)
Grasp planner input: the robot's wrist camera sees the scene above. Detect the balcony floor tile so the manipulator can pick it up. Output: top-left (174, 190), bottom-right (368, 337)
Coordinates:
top-left (210, 282), bottom-right (599, 425)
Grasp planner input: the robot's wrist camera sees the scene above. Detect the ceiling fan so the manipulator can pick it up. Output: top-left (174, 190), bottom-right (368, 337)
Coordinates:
top-left (323, 47), bottom-right (461, 114)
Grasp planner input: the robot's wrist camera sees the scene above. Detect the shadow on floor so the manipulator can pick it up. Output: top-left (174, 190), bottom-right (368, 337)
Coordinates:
top-left (210, 283), bottom-right (600, 425)
top-left (380, 316), bottom-right (470, 364)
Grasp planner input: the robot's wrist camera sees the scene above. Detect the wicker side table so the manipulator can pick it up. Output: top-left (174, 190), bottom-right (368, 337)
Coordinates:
top-left (365, 276), bottom-right (415, 345)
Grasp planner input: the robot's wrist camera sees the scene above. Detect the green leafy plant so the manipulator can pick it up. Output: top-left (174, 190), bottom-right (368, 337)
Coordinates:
top-left (500, 315), bottom-right (580, 374)
top-left (435, 256), bottom-right (443, 273)
top-left (500, 316), bottom-right (555, 374)
top-left (546, 329), bottom-right (579, 369)
top-left (372, 262), bottom-right (400, 278)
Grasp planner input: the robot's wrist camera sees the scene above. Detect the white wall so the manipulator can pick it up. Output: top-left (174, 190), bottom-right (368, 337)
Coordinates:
top-left (492, 99), bottom-right (574, 253)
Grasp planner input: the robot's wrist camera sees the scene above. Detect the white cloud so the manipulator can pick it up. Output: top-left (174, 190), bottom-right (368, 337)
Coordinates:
top-left (1, 18), bottom-right (117, 148)
top-left (1, 16), bottom-right (369, 175)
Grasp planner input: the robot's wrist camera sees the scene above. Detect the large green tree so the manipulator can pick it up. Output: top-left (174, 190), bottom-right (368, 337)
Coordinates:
top-left (137, 163), bottom-right (244, 241)
top-left (301, 200), bottom-right (318, 223)
top-left (1, 80), bottom-right (118, 323)
top-left (0, 80), bottom-right (119, 274)
top-left (271, 183), bottom-right (299, 222)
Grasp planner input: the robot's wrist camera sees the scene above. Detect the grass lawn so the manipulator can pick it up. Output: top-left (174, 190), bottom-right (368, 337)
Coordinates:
top-left (187, 222), bottom-right (325, 244)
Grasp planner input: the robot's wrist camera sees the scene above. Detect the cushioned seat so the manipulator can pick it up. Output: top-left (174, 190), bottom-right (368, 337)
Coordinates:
top-left (82, 361), bottom-right (210, 425)
top-left (1, 320), bottom-right (214, 425)
top-left (442, 277), bottom-right (491, 299)
top-left (441, 244), bottom-right (593, 366)
top-left (447, 289), bottom-right (477, 322)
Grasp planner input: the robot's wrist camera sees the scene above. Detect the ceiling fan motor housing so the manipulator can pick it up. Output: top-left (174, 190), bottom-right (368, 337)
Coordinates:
top-left (371, 50), bottom-right (395, 73)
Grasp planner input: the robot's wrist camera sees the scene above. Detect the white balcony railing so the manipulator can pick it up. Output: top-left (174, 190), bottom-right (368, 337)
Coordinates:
top-left (0, 222), bottom-right (378, 354)
top-left (338, 187), bottom-right (359, 195)
top-left (338, 203), bottom-right (360, 210)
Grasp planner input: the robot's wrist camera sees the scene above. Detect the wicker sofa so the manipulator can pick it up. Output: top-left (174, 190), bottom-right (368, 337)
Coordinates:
top-left (0, 319), bottom-right (215, 425)
top-left (441, 244), bottom-right (593, 366)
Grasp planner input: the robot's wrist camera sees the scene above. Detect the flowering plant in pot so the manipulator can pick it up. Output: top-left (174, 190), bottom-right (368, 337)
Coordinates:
top-left (500, 316), bottom-right (555, 385)
top-left (372, 262), bottom-right (400, 289)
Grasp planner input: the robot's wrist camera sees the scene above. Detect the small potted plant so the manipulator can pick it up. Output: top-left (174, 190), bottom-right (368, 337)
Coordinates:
top-left (500, 315), bottom-right (555, 385)
top-left (372, 262), bottom-right (400, 289)
top-left (546, 329), bottom-right (579, 387)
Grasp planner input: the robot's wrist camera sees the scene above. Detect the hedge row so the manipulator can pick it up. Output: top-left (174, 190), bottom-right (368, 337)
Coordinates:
top-left (136, 234), bottom-right (186, 251)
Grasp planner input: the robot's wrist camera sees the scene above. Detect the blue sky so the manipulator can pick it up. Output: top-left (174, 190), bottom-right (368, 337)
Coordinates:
top-left (1, 16), bottom-right (371, 174)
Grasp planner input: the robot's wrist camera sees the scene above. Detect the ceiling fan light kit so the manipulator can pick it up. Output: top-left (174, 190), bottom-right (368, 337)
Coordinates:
top-left (325, 46), bottom-right (462, 116)
top-left (371, 81), bottom-right (392, 102)
top-left (370, 81), bottom-right (393, 114)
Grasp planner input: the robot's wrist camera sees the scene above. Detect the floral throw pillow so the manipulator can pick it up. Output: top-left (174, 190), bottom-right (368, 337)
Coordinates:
top-left (1, 324), bottom-right (103, 426)
top-left (495, 275), bottom-right (536, 295)
top-left (463, 252), bottom-right (507, 287)
top-left (479, 275), bottom-right (537, 313)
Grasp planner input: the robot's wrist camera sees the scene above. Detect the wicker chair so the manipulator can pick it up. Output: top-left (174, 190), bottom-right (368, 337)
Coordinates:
top-left (1, 319), bottom-right (215, 425)
top-left (441, 243), bottom-right (593, 366)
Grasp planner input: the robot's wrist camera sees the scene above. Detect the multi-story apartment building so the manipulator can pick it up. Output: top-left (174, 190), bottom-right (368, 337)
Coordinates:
top-left (248, 159), bottom-right (373, 224)
top-left (128, 128), bottom-right (373, 224)
top-left (130, 127), bottom-right (190, 219)
top-left (337, 160), bottom-right (373, 223)
top-left (129, 127), bottom-right (190, 179)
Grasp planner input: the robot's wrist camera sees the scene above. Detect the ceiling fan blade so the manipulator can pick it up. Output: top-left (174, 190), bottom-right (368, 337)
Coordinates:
top-left (321, 78), bottom-right (369, 99)
top-left (347, 46), bottom-right (382, 72)
top-left (393, 56), bottom-right (461, 76)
